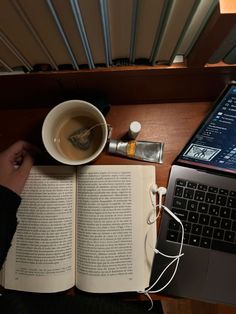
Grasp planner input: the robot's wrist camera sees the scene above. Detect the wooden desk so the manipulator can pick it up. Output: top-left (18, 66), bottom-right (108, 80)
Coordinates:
top-left (0, 102), bottom-right (209, 292)
top-left (2, 101), bottom-right (236, 313)
top-left (0, 101), bottom-right (211, 187)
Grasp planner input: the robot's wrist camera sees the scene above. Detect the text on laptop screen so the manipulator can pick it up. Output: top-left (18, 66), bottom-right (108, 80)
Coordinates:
top-left (178, 85), bottom-right (236, 174)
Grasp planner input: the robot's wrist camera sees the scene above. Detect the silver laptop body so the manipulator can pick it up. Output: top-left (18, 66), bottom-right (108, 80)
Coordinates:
top-left (150, 82), bottom-right (236, 305)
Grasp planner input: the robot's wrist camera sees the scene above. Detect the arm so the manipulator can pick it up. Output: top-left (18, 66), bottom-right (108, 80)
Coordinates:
top-left (0, 141), bottom-right (35, 269)
top-left (0, 186), bottom-right (21, 269)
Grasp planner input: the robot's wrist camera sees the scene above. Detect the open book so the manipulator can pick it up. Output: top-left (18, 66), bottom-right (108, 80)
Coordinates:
top-left (1, 165), bottom-right (156, 293)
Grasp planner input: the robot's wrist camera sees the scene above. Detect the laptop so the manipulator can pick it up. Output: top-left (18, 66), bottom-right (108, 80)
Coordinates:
top-left (150, 81), bottom-right (236, 305)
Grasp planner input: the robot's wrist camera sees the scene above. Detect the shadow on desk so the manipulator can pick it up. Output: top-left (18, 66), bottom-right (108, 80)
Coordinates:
top-left (1, 290), bottom-right (164, 314)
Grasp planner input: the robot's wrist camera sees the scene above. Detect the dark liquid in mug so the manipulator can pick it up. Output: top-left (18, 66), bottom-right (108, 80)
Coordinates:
top-left (54, 116), bottom-right (103, 161)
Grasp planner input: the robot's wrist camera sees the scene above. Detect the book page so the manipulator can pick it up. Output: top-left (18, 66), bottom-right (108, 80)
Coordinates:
top-left (3, 166), bottom-right (76, 293)
top-left (75, 165), bottom-right (156, 293)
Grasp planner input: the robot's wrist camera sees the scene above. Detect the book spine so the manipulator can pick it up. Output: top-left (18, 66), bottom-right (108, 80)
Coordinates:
top-left (99, 0), bottom-right (112, 66)
top-left (0, 0), bottom-right (233, 73)
top-left (13, 0), bottom-right (58, 70)
top-left (0, 30), bottom-right (32, 71)
top-left (46, 0), bottom-right (79, 70)
top-left (168, 0), bottom-right (200, 65)
top-left (69, 0), bottom-right (95, 69)
top-left (149, 0), bottom-right (173, 65)
top-left (129, 0), bottom-right (140, 64)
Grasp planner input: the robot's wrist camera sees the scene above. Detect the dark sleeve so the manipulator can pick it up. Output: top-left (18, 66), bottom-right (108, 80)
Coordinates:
top-left (0, 185), bottom-right (21, 269)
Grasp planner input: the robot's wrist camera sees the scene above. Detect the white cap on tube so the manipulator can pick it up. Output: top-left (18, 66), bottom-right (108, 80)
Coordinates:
top-left (128, 121), bottom-right (141, 139)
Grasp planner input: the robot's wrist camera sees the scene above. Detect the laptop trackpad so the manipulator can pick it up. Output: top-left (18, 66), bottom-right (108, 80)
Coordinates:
top-left (205, 251), bottom-right (236, 305)
top-left (161, 246), bottom-right (210, 297)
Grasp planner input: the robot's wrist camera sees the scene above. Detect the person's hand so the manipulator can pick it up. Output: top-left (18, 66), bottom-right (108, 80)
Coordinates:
top-left (0, 141), bottom-right (36, 195)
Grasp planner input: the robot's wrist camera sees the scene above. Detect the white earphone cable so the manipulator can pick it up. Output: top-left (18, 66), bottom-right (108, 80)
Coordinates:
top-left (139, 186), bottom-right (185, 310)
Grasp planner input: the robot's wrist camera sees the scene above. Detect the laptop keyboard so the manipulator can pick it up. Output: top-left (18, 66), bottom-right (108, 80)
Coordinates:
top-left (167, 179), bottom-right (236, 254)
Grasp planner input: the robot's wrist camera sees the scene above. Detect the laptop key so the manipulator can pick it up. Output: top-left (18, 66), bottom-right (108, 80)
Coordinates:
top-left (232, 221), bottom-right (236, 232)
top-left (199, 214), bottom-right (210, 225)
top-left (183, 222), bottom-right (191, 233)
top-left (202, 226), bottom-right (213, 237)
top-left (210, 216), bottom-right (221, 228)
top-left (213, 229), bottom-right (224, 240)
top-left (212, 240), bottom-right (236, 254)
top-left (216, 195), bottom-right (227, 206)
top-left (172, 208), bottom-right (188, 220)
top-left (173, 197), bottom-right (187, 209)
top-left (188, 212), bottom-right (199, 223)
top-left (220, 207), bottom-right (231, 218)
top-left (205, 192), bottom-right (216, 204)
top-left (208, 186), bottom-right (218, 193)
top-left (200, 237), bottom-right (211, 249)
top-left (195, 191), bottom-right (205, 201)
top-left (168, 219), bottom-right (180, 231)
top-left (167, 230), bottom-right (179, 242)
top-left (189, 235), bottom-right (200, 246)
top-left (228, 197), bottom-right (236, 209)
top-left (198, 202), bottom-right (209, 213)
top-left (187, 181), bottom-right (197, 189)
top-left (221, 218), bottom-right (232, 230)
top-left (175, 186), bottom-right (184, 197)
top-left (176, 179), bottom-right (187, 186)
top-left (224, 231), bottom-right (235, 242)
top-left (183, 233), bottom-right (190, 244)
top-left (231, 210), bottom-right (236, 220)
top-left (192, 224), bottom-right (202, 235)
top-left (187, 200), bottom-right (198, 211)
top-left (183, 188), bottom-right (194, 199)
top-left (198, 184), bottom-right (208, 191)
top-left (230, 191), bottom-right (236, 197)
top-left (219, 189), bottom-right (229, 196)
top-left (209, 205), bottom-right (220, 216)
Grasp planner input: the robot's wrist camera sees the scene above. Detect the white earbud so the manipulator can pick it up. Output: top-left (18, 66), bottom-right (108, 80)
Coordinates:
top-left (151, 184), bottom-right (158, 194)
top-left (156, 186), bottom-right (167, 208)
top-left (157, 186), bottom-right (167, 197)
top-left (150, 185), bottom-right (167, 196)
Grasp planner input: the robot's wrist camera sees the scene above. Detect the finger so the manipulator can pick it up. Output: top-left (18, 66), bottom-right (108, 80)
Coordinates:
top-left (17, 153), bottom-right (34, 178)
top-left (4, 141), bottom-right (38, 163)
top-left (6, 141), bottom-right (34, 154)
top-left (4, 141), bottom-right (30, 156)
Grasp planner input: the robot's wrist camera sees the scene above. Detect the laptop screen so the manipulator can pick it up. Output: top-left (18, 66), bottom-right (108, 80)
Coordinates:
top-left (177, 83), bottom-right (236, 175)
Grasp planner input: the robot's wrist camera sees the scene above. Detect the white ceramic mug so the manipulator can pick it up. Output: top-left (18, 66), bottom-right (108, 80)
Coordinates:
top-left (42, 100), bottom-right (108, 165)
